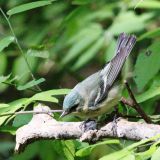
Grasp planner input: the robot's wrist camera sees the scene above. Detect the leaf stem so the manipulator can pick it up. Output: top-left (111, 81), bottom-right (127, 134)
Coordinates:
top-left (0, 8), bottom-right (41, 91)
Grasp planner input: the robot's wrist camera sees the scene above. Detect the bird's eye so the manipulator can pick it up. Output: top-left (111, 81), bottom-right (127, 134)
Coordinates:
top-left (70, 104), bottom-right (79, 112)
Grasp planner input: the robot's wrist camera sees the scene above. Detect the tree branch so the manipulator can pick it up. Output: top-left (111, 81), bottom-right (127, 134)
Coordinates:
top-left (121, 80), bottom-right (152, 123)
top-left (15, 104), bottom-right (160, 153)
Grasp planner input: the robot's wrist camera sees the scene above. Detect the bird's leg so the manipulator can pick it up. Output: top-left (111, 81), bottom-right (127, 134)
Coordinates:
top-left (80, 119), bottom-right (97, 133)
top-left (98, 106), bottom-right (120, 125)
top-left (121, 80), bottom-right (152, 123)
top-left (112, 113), bottom-right (119, 137)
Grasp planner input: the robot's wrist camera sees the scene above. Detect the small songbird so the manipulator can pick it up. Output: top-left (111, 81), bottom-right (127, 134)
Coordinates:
top-left (61, 33), bottom-right (136, 119)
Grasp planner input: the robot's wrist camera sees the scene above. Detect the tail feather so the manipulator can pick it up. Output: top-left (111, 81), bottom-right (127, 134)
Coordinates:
top-left (116, 33), bottom-right (136, 57)
top-left (105, 33), bottom-right (136, 84)
top-left (95, 33), bottom-right (136, 105)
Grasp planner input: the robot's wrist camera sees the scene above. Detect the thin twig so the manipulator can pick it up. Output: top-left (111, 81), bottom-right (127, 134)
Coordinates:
top-left (0, 8), bottom-right (41, 91)
top-left (0, 110), bottom-right (63, 117)
top-left (121, 80), bottom-right (152, 123)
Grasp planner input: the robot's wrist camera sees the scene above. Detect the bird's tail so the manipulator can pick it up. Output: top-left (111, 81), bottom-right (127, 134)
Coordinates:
top-left (101, 33), bottom-right (136, 82)
top-left (92, 33), bottom-right (136, 105)
top-left (115, 32), bottom-right (136, 57)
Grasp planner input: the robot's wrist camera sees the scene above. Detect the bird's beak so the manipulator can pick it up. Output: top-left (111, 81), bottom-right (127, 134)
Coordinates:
top-left (60, 111), bottom-right (70, 118)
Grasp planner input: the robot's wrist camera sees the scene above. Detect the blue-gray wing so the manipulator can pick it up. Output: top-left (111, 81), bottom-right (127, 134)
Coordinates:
top-left (93, 33), bottom-right (136, 105)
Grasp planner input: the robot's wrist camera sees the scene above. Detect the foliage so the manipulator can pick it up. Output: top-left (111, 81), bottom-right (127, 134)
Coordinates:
top-left (0, 0), bottom-right (160, 160)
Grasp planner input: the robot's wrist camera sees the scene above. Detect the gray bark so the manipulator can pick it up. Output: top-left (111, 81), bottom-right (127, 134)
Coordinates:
top-left (15, 104), bottom-right (160, 153)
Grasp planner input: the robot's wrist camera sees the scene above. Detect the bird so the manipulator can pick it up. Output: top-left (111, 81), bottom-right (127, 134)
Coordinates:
top-left (60, 33), bottom-right (136, 119)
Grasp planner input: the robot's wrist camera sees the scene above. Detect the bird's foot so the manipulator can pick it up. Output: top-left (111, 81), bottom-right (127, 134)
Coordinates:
top-left (101, 109), bottom-right (121, 124)
top-left (80, 119), bottom-right (97, 133)
top-left (112, 114), bottom-right (119, 137)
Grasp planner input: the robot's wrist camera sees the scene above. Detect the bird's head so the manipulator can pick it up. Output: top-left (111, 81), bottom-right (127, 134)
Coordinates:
top-left (60, 90), bottom-right (81, 118)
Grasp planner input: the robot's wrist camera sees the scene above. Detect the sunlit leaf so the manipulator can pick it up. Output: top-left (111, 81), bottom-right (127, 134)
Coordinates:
top-left (63, 140), bottom-right (75, 160)
top-left (0, 98), bottom-right (29, 125)
top-left (135, 143), bottom-right (157, 160)
top-left (0, 36), bottom-right (15, 52)
top-left (76, 139), bottom-right (120, 157)
top-left (17, 78), bottom-right (45, 90)
top-left (0, 88), bottom-right (69, 125)
top-left (7, 1), bottom-right (55, 16)
top-left (121, 154), bottom-right (135, 160)
top-left (130, 0), bottom-right (160, 9)
top-left (30, 89), bottom-right (70, 103)
top-left (100, 135), bottom-right (160, 160)
top-left (108, 11), bottom-right (153, 35)
top-left (53, 140), bottom-right (75, 160)
top-left (151, 146), bottom-right (160, 160)
top-left (0, 74), bottom-right (11, 84)
top-left (134, 41), bottom-right (160, 91)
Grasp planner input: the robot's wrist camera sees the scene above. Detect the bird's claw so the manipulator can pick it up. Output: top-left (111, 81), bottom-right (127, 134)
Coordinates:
top-left (80, 119), bottom-right (97, 133)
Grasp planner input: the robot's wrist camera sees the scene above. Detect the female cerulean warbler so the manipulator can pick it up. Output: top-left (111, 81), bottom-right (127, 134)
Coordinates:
top-left (61, 33), bottom-right (136, 119)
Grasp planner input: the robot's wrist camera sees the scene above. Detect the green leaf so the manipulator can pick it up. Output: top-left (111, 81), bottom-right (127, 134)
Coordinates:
top-left (151, 146), bottom-right (160, 160)
top-left (13, 114), bottom-right (32, 127)
top-left (0, 142), bottom-right (14, 154)
top-left (72, 0), bottom-right (93, 5)
top-left (138, 28), bottom-right (160, 41)
top-left (121, 154), bottom-right (135, 160)
top-left (108, 11), bottom-right (153, 35)
top-left (61, 24), bottom-right (102, 66)
top-left (13, 56), bottom-right (38, 85)
top-left (67, 25), bottom-right (97, 45)
top-left (53, 140), bottom-right (75, 160)
top-left (17, 78), bottom-right (45, 90)
top-left (0, 89), bottom-right (69, 125)
top-left (27, 49), bottom-right (49, 59)
top-left (0, 36), bottom-right (15, 52)
top-left (63, 140), bottom-right (75, 160)
top-left (76, 139), bottom-right (120, 157)
top-left (100, 135), bottom-right (160, 160)
top-left (30, 89), bottom-right (70, 103)
top-left (105, 38), bottom-right (116, 61)
top-left (0, 74), bottom-right (11, 84)
top-left (0, 126), bottom-right (17, 135)
top-left (7, 1), bottom-right (55, 16)
top-left (100, 147), bottom-right (131, 160)
top-left (0, 54), bottom-right (7, 75)
top-left (72, 36), bottom-right (104, 70)
top-left (130, 0), bottom-right (160, 9)
top-left (136, 76), bottom-right (160, 103)
top-left (134, 41), bottom-right (160, 91)
top-left (0, 98), bottom-right (29, 125)
top-left (0, 54), bottom-right (8, 92)
top-left (135, 144), bottom-right (157, 160)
